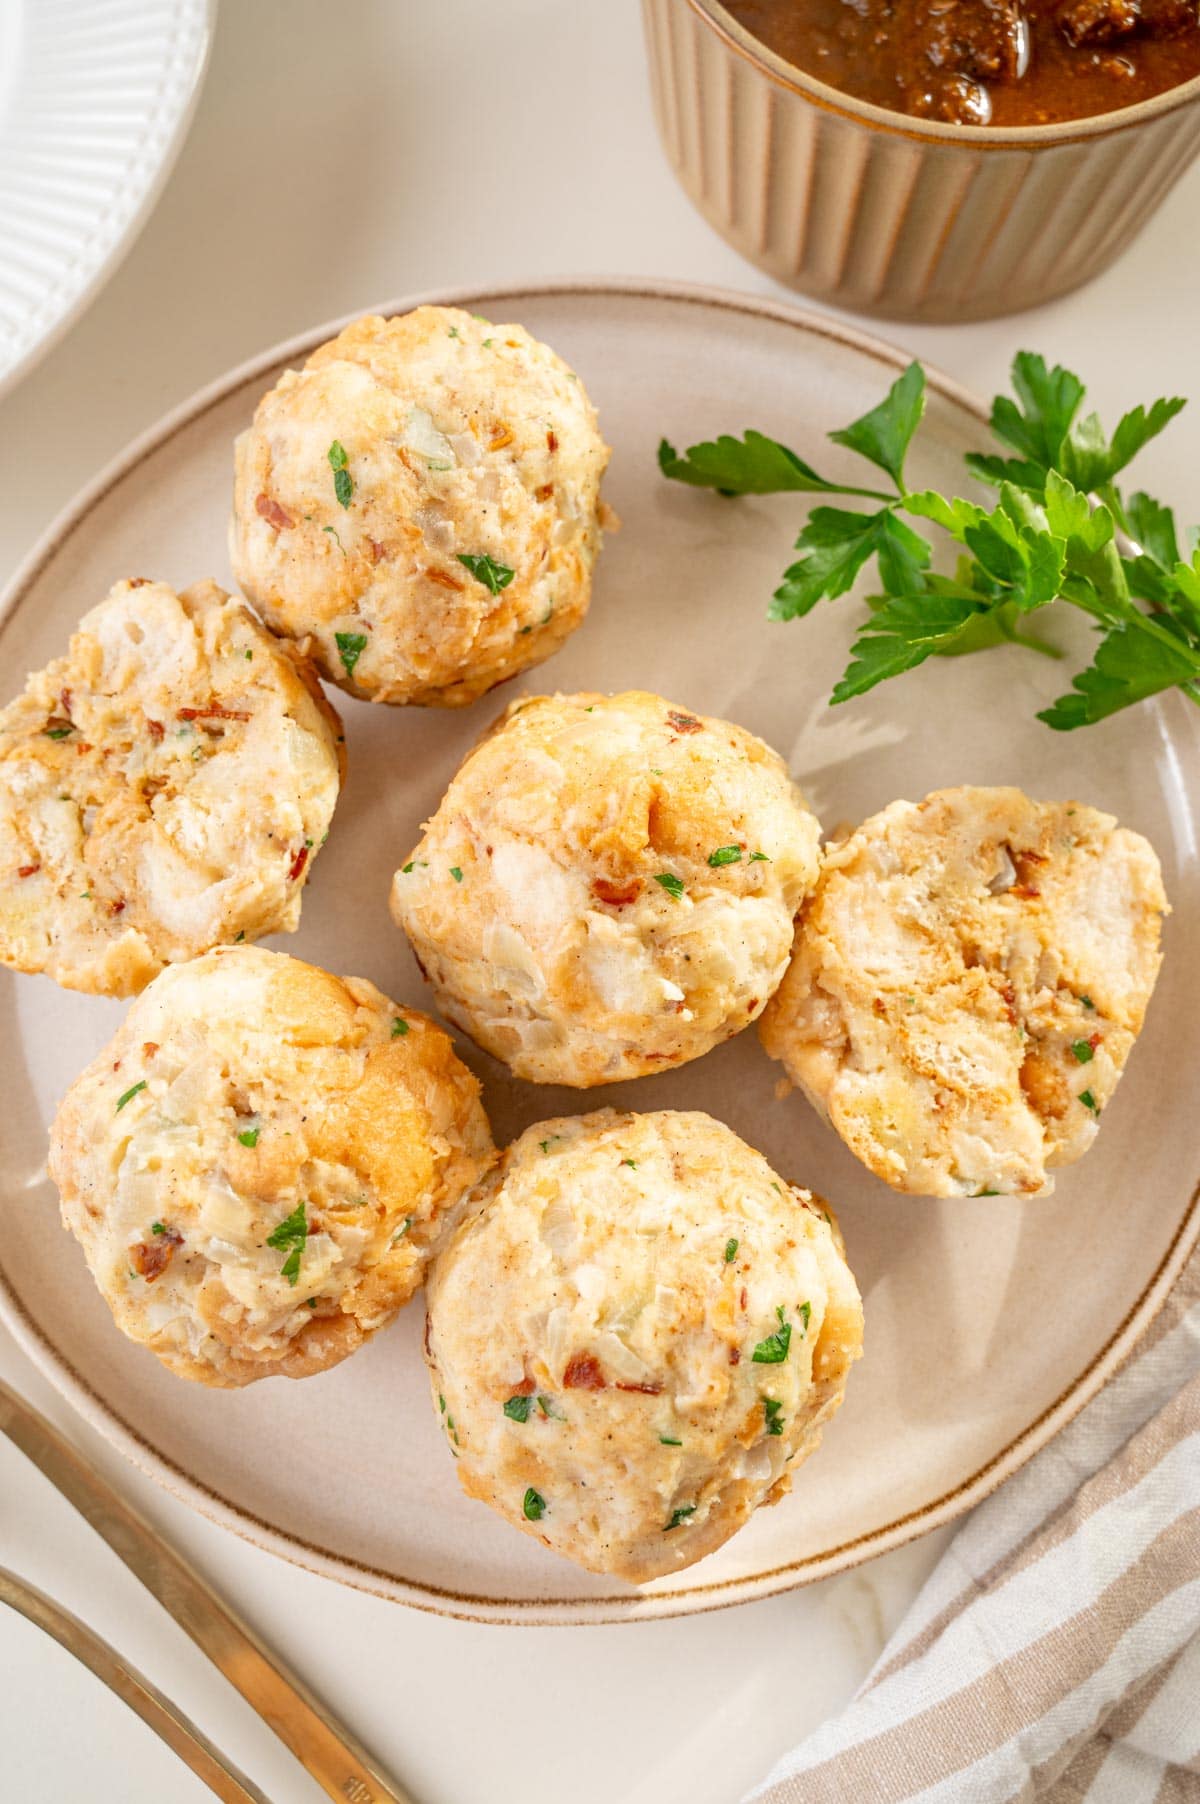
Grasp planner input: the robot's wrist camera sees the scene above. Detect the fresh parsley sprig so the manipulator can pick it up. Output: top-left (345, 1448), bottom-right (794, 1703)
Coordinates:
top-left (659, 353), bottom-right (1198, 730)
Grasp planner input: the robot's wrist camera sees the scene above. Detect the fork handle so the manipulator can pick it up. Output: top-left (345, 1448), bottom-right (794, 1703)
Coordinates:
top-left (0, 1565), bottom-right (269, 1804)
top-left (0, 1380), bottom-right (415, 1804)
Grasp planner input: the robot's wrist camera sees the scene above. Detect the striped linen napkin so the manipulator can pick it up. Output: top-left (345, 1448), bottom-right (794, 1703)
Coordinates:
top-left (746, 1246), bottom-right (1200, 1804)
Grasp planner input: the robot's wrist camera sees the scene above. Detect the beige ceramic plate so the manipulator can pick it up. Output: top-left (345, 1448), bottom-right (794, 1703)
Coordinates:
top-left (1, 281), bottom-right (1196, 1624)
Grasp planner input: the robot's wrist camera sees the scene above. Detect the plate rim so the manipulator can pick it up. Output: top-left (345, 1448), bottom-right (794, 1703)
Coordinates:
top-left (3, 275), bottom-right (1197, 1624)
top-left (0, 0), bottom-right (218, 399)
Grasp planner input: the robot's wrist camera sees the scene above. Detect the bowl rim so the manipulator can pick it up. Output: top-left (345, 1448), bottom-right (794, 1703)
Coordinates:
top-left (682, 0), bottom-right (1200, 147)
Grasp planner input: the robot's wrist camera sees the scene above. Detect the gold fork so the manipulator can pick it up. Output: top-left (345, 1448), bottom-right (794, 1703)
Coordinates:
top-left (0, 1564), bottom-right (269, 1803)
top-left (0, 1379), bottom-right (416, 1804)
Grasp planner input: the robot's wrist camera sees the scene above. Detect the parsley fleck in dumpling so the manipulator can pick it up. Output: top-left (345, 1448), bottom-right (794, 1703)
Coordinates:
top-left (48, 947), bottom-right (496, 1387)
top-left (424, 1109), bottom-right (862, 1581)
top-left (0, 577), bottom-right (344, 997)
top-left (390, 691), bottom-right (823, 1085)
top-left (229, 307), bottom-right (611, 706)
top-left (760, 786), bottom-right (1167, 1198)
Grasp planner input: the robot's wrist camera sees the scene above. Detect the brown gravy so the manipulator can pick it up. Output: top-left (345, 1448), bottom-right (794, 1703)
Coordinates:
top-left (724, 0), bottom-right (1200, 125)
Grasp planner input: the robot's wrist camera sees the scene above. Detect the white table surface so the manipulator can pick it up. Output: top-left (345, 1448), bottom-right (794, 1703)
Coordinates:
top-left (3, 5), bottom-right (1199, 1801)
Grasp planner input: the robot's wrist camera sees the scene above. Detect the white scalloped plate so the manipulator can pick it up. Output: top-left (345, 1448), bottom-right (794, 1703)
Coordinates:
top-left (1, 281), bottom-right (1197, 1623)
top-left (0, 0), bottom-right (214, 395)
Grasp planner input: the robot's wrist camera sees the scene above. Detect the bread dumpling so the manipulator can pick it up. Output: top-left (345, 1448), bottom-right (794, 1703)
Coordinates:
top-left (230, 307), bottom-right (611, 706)
top-left (391, 690), bottom-right (823, 1084)
top-left (0, 577), bottom-right (343, 996)
top-left (49, 946), bottom-right (496, 1387)
top-left (424, 1108), bottom-right (862, 1581)
top-left (760, 786), bottom-right (1167, 1198)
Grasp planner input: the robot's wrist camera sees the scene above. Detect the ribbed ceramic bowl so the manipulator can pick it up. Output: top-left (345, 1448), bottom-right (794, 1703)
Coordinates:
top-left (642, 0), bottom-right (1200, 321)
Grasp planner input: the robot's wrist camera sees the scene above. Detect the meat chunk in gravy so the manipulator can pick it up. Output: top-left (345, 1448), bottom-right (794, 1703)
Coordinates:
top-left (726, 0), bottom-right (1200, 126)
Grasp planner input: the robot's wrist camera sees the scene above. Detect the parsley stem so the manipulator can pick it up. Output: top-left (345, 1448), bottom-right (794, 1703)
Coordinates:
top-left (1096, 483), bottom-right (1133, 541)
top-left (1060, 574), bottom-right (1200, 665)
top-left (829, 485), bottom-right (896, 504)
top-left (1001, 624), bottom-right (1064, 660)
top-left (1056, 579), bottom-right (1114, 622)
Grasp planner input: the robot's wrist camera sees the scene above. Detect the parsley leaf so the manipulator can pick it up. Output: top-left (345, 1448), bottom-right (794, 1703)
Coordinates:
top-left (504, 1396), bottom-right (532, 1422)
top-left (1068, 397), bottom-right (1186, 495)
top-left (391, 1017), bottom-right (409, 1037)
top-left (335, 631), bottom-right (368, 676)
top-left (237, 1126), bottom-right (260, 1148)
top-left (664, 1504), bottom-right (696, 1532)
top-left (654, 872), bottom-right (685, 901)
top-left (1038, 609), bottom-right (1200, 730)
top-left (724, 1238), bottom-right (739, 1263)
top-left (457, 553), bottom-right (515, 594)
top-left (875, 510), bottom-right (935, 596)
top-left (751, 1306), bottom-right (792, 1365)
top-left (969, 352), bottom-right (1085, 490)
top-left (829, 361), bottom-right (926, 488)
top-left (968, 360), bottom-right (1184, 501)
top-left (267, 1202), bottom-right (308, 1286)
top-left (708, 845), bottom-right (742, 866)
top-left (328, 441), bottom-right (353, 509)
top-left (1125, 491), bottom-right (1180, 573)
top-left (657, 431), bottom-right (885, 498)
top-left (523, 1487), bottom-right (547, 1521)
top-left (771, 509), bottom-right (912, 622)
top-left (763, 1398), bottom-right (784, 1436)
top-left (1071, 1039), bottom-right (1095, 1064)
top-left (832, 591), bottom-right (991, 704)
